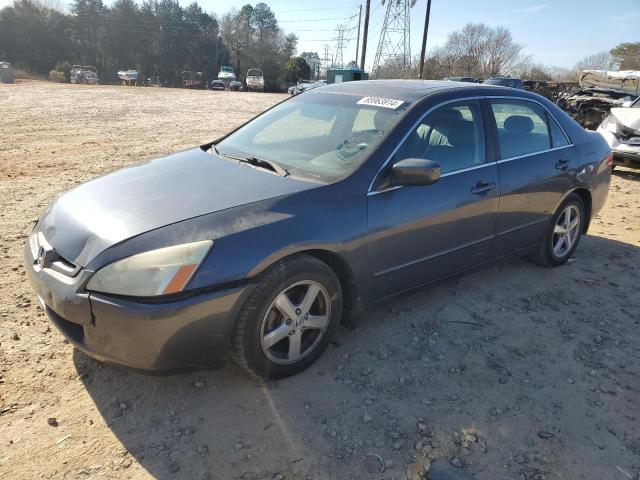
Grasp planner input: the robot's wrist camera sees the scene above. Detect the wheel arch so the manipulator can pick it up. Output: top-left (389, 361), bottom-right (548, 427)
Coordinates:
top-left (553, 188), bottom-right (592, 234)
top-left (571, 188), bottom-right (592, 233)
top-left (251, 248), bottom-right (361, 325)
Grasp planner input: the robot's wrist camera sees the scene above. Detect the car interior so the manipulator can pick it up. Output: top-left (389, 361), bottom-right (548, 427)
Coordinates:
top-left (397, 106), bottom-right (485, 173)
top-left (497, 114), bottom-right (550, 158)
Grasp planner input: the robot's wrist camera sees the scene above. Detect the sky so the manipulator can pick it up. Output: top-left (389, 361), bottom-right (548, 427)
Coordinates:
top-left (202, 0), bottom-right (640, 70)
top-left (2, 0), bottom-right (638, 69)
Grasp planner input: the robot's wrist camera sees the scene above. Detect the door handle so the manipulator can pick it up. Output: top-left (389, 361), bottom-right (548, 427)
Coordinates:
top-left (555, 159), bottom-right (569, 171)
top-left (471, 181), bottom-right (496, 195)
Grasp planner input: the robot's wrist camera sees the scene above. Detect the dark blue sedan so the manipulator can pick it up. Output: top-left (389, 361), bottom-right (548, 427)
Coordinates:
top-left (25, 80), bottom-right (612, 378)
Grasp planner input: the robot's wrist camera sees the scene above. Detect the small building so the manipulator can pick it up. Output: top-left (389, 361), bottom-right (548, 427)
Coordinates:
top-left (0, 62), bottom-right (15, 84)
top-left (326, 67), bottom-right (368, 84)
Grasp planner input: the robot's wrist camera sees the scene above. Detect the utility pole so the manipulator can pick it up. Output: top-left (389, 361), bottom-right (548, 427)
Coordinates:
top-left (359, 0), bottom-right (370, 71)
top-left (418, 0), bottom-right (432, 79)
top-left (355, 4), bottom-right (362, 67)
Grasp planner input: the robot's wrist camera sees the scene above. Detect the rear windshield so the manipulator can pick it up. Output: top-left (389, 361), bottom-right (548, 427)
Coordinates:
top-left (216, 91), bottom-right (410, 182)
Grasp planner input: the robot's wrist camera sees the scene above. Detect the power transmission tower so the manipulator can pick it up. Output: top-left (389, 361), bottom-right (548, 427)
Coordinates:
top-left (334, 25), bottom-right (347, 69)
top-left (372, 0), bottom-right (416, 79)
top-left (322, 44), bottom-right (331, 77)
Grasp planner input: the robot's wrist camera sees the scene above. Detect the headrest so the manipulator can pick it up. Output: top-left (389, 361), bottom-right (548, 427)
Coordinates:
top-left (431, 108), bottom-right (463, 126)
top-left (373, 109), bottom-right (390, 130)
top-left (504, 115), bottom-right (534, 133)
top-left (447, 120), bottom-right (475, 147)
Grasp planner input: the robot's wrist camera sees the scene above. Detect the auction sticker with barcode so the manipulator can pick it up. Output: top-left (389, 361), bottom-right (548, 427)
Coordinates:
top-left (357, 96), bottom-right (405, 109)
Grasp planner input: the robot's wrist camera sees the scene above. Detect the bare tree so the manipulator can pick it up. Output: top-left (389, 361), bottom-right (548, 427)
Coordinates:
top-left (573, 51), bottom-right (616, 72)
top-left (416, 23), bottom-right (530, 80)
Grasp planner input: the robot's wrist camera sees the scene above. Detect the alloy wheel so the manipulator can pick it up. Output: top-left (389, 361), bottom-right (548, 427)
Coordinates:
top-left (552, 204), bottom-right (580, 258)
top-left (260, 280), bottom-right (331, 364)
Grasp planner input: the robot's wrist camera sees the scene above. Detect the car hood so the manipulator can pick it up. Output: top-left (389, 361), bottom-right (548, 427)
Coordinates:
top-left (611, 107), bottom-right (640, 131)
top-left (37, 147), bottom-right (317, 266)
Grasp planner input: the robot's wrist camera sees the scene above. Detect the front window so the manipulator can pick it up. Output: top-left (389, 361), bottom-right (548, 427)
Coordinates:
top-left (216, 91), bottom-right (409, 182)
top-left (392, 100), bottom-right (486, 174)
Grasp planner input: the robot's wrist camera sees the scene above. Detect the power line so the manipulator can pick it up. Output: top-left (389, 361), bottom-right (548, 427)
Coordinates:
top-left (272, 6), bottom-right (361, 13)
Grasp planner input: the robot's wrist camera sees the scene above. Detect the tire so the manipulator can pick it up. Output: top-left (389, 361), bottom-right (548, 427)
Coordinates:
top-left (231, 254), bottom-right (343, 379)
top-left (532, 193), bottom-right (585, 267)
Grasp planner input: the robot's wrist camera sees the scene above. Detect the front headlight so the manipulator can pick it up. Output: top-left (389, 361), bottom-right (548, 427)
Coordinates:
top-left (86, 240), bottom-right (213, 297)
top-left (601, 116), bottom-right (618, 134)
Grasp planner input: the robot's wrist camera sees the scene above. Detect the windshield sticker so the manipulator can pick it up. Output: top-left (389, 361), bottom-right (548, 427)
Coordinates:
top-left (357, 96), bottom-right (405, 109)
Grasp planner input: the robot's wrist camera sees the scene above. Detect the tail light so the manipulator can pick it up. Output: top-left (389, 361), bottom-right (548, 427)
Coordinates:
top-left (605, 151), bottom-right (613, 167)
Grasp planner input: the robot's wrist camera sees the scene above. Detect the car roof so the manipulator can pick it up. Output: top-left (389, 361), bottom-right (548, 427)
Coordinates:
top-left (317, 79), bottom-right (531, 103)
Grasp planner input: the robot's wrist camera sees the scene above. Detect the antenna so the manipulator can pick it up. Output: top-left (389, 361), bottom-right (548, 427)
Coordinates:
top-left (372, 0), bottom-right (415, 78)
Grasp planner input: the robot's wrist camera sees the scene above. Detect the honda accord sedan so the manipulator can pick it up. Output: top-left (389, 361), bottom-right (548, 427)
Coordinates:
top-left (25, 80), bottom-right (611, 379)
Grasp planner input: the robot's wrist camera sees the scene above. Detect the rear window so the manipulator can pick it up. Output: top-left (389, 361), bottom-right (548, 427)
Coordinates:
top-left (490, 100), bottom-right (551, 158)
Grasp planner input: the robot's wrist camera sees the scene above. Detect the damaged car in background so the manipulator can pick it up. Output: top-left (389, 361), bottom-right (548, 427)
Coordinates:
top-left (557, 70), bottom-right (639, 130)
top-left (598, 96), bottom-right (640, 170)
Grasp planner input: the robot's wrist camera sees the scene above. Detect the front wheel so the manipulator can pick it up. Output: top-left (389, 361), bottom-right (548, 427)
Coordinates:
top-left (231, 255), bottom-right (342, 379)
top-left (533, 193), bottom-right (585, 267)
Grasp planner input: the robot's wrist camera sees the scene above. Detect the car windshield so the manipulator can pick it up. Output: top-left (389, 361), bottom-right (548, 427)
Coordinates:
top-left (215, 91), bottom-right (410, 182)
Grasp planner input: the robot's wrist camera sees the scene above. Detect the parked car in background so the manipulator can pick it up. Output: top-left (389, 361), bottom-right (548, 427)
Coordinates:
top-left (210, 79), bottom-right (225, 91)
top-left (229, 80), bottom-right (243, 91)
top-left (289, 81), bottom-right (312, 95)
top-left (444, 76), bottom-right (478, 83)
top-left (182, 71), bottom-right (206, 89)
top-left (25, 80), bottom-right (611, 379)
top-left (598, 96), bottom-right (640, 169)
top-left (246, 69), bottom-right (264, 92)
top-left (70, 65), bottom-right (99, 85)
top-left (0, 61), bottom-right (15, 83)
top-left (117, 69), bottom-right (140, 86)
top-left (218, 65), bottom-right (235, 81)
top-left (483, 77), bottom-right (524, 89)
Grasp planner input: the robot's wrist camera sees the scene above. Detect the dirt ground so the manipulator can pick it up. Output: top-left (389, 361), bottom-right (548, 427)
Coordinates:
top-left (1, 81), bottom-right (639, 480)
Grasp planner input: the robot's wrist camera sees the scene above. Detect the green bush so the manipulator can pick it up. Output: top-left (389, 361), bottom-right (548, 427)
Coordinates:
top-left (49, 70), bottom-right (67, 83)
top-left (54, 62), bottom-right (72, 81)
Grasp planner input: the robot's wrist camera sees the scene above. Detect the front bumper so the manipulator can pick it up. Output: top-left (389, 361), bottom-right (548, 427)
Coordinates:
top-left (25, 240), bottom-right (248, 372)
top-left (612, 150), bottom-right (640, 169)
top-left (597, 128), bottom-right (640, 169)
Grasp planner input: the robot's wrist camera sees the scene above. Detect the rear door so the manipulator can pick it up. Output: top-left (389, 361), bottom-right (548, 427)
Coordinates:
top-left (488, 98), bottom-right (575, 253)
top-left (366, 99), bottom-right (500, 300)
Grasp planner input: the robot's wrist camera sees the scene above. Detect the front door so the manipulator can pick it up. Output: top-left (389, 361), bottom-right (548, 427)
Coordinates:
top-left (366, 99), bottom-right (500, 300)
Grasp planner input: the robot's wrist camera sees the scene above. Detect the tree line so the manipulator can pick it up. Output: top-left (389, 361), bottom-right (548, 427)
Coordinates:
top-left (2, 0), bottom-right (637, 89)
top-left (0, 0), bottom-right (304, 89)
top-left (376, 22), bottom-right (638, 83)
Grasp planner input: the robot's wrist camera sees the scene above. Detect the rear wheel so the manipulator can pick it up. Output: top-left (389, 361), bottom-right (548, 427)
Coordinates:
top-left (533, 193), bottom-right (585, 267)
top-left (231, 255), bottom-right (342, 379)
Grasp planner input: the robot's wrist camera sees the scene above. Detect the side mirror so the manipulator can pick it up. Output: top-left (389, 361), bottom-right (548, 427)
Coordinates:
top-left (392, 158), bottom-right (441, 186)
